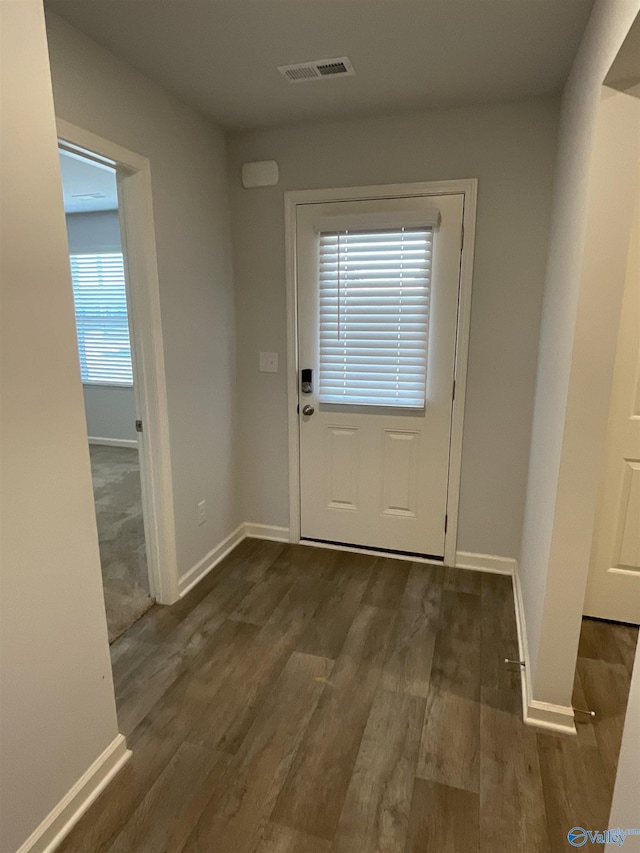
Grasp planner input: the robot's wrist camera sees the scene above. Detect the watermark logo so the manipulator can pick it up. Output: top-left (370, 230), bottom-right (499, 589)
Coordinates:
top-left (568, 827), bottom-right (640, 847)
top-left (568, 828), bottom-right (588, 847)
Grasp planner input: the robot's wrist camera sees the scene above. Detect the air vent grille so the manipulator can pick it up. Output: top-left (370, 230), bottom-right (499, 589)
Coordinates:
top-left (278, 56), bottom-right (355, 83)
top-left (317, 61), bottom-right (348, 76)
top-left (284, 65), bottom-right (319, 82)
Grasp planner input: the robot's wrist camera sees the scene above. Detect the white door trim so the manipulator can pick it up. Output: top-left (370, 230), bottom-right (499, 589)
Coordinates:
top-left (285, 179), bottom-right (477, 566)
top-left (57, 119), bottom-right (180, 604)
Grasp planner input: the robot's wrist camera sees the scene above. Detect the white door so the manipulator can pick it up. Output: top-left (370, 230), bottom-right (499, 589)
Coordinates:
top-left (584, 176), bottom-right (640, 624)
top-left (297, 194), bottom-right (464, 558)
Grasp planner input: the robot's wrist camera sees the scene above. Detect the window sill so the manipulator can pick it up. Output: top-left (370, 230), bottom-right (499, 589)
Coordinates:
top-left (82, 382), bottom-right (134, 389)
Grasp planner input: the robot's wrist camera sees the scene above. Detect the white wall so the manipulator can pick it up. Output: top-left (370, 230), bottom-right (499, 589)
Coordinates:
top-left (227, 98), bottom-right (559, 558)
top-left (0, 3), bottom-right (121, 850)
top-left (519, 0), bottom-right (640, 711)
top-left (66, 211), bottom-right (137, 443)
top-left (46, 12), bottom-right (241, 579)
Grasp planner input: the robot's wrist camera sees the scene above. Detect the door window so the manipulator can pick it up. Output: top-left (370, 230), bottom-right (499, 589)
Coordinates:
top-left (318, 227), bottom-right (433, 408)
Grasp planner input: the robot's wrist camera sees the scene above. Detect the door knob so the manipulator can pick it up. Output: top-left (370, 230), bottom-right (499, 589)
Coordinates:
top-left (302, 405), bottom-right (315, 416)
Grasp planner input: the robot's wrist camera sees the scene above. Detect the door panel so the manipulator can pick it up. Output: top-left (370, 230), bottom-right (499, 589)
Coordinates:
top-left (326, 426), bottom-right (360, 511)
top-left (584, 174), bottom-right (640, 623)
top-left (382, 430), bottom-right (420, 518)
top-left (297, 194), bottom-right (464, 557)
top-left (616, 461), bottom-right (640, 570)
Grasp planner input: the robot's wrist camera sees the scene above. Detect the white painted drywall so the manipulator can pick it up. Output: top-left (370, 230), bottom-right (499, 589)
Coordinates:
top-left (0, 3), bottom-right (120, 850)
top-left (46, 12), bottom-right (241, 578)
top-left (606, 645), bottom-right (640, 850)
top-left (66, 211), bottom-right (138, 442)
top-left (519, 0), bottom-right (640, 709)
top-left (227, 97), bottom-right (560, 557)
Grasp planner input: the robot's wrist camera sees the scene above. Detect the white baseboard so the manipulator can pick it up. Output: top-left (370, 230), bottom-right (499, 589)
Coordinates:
top-left (454, 550), bottom-right (516, 575)
top-left (511, 563), bottom-right (577, 736)
top-left (525, 698), bottom-right (578, 734)
top-left (244, 523), bottom-right (291, 542)
top-left (511, 562), bottom-right (532, 727)
top-left (455, 553), bottom-right (577, 735)
top-left (88, 437), bottom-right (138, 448)
top-left (16, 734), bottom-right (130, 853)
top-left (178, 523), bottom-right (246, 597)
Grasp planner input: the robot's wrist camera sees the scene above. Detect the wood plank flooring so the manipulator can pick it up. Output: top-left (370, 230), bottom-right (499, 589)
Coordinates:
top-left (59, 539), bottom-right (638, 853)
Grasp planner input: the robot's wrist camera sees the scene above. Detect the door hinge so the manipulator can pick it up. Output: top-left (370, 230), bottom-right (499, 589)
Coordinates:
top-left (461, 224), bottom-right (465, 251)
top-left (297, 404), bottom-right (300, 414)
top-left (445, 514), bottom-right (448, 534)
top-left (452, 379), bottom-right (456, 402)
top-left (135, 419), bottom-right (143, 433)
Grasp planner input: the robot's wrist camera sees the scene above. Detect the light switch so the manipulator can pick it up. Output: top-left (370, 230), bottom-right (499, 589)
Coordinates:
top-left (259, 352), bottom-right (278, 373)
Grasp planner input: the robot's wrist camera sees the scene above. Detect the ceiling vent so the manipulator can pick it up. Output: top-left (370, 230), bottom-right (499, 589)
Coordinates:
top-left (278, 56), bottom-right (355, 83)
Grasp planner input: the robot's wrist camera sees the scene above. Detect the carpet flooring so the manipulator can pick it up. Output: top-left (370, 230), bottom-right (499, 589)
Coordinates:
top-left (89, 444), bottom-right (154, 643)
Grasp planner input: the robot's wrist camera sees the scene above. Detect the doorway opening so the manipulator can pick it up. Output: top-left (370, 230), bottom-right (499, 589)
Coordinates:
top-left (285, 180), bottom-right (477, 567)
top-left (57, 121), bottom-right (179, 626)
top-left (569, 16), bottom-right (640, 802)
top-left (59, 147), bottom-right (154, 641)
top-left (582, 73), bottom-right (640, 625)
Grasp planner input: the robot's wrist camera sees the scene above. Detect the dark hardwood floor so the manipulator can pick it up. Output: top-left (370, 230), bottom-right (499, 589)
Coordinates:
top-left (59, 539), bottom-right (638, 852)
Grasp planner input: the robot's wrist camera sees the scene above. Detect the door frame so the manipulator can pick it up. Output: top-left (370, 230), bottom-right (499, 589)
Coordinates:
top-left (57, 119), bottom-right (180, 604)
top-left (285, 179), bottom-right (478, 566)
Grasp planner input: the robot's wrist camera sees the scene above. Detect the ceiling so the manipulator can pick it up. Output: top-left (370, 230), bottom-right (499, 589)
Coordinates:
top-left (45, 0), bottom-right (595, 130)
top-left (59, 150), bottom-right (118, 213)
top-left (605, 10), bottom-right (640, 96)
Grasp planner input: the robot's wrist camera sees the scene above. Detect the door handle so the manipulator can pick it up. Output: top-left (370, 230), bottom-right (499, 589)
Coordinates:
top-left (302, 405), bottom-right (315, 416)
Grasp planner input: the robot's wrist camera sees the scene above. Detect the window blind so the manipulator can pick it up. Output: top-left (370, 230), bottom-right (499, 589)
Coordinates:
top-left (318, 227), bottom-right (432, 407)
top-left (70, 253), bottom-right (133, 385)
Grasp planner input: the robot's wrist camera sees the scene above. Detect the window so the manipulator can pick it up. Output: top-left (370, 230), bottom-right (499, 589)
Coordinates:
top-left (70, 252), bottom-right (133, 385)
top-left (318, 226), bottom-right (433, 408)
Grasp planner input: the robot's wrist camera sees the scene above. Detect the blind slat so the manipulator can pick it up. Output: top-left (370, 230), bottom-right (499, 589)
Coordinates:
top-left (70, 253), bottom-right (133, 386)
top-left (319, 226), bottom-right (432, 408)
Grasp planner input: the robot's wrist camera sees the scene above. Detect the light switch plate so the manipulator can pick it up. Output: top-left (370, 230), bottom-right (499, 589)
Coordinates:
top-left (259, 352), bottom-right (278, 373)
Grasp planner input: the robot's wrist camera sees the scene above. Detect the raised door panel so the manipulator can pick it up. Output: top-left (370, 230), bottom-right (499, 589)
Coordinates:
top-left (381, 430), bottom-right (420, 519)
top-left (614, 460), bottom-right (640, 571)
top-left (326, 426), bottom-right (360, 512)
